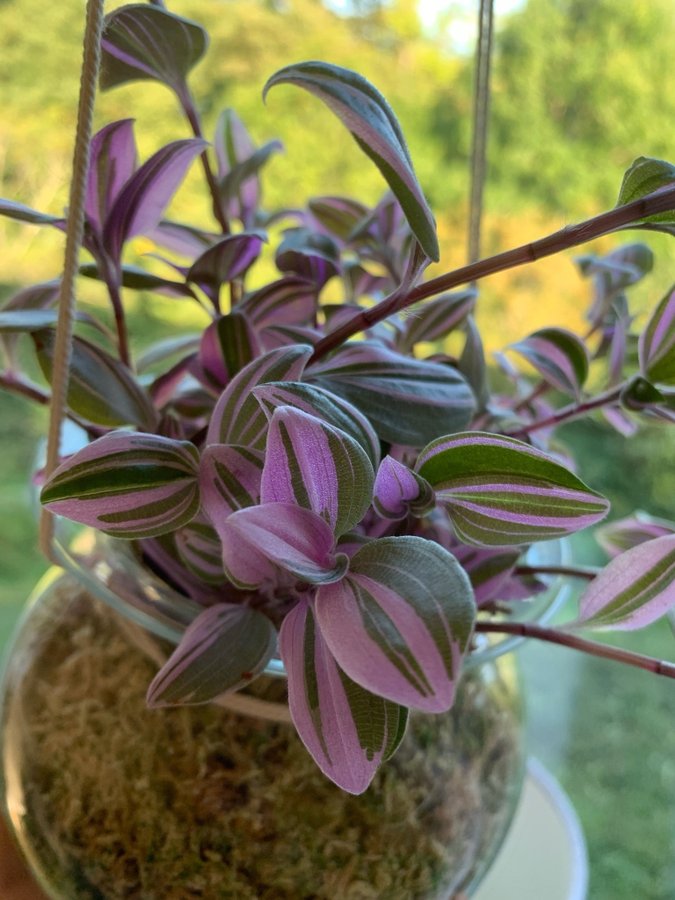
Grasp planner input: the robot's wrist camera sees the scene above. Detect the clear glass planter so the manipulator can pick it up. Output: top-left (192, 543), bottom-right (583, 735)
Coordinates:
top-left (0, 533), bottom-right (567, 900)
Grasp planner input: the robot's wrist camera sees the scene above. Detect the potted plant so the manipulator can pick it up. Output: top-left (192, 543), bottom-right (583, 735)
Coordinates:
top-left (1, 2), bottom-right (674, 897)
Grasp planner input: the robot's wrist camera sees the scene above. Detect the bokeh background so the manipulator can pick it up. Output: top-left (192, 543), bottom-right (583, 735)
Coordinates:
top-left (1, 1), bottom-right (674, 897)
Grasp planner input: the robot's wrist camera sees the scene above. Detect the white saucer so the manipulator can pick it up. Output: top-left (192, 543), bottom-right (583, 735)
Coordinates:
top-left (473, 757), bottom-right (588, 900)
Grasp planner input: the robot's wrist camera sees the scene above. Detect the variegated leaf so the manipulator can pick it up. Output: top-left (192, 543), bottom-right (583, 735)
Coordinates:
top-left (510, 327), bottom-right (589, 399)
top-left (449, 544), bottom-right (520, 606)
top-left (596, 512), bottom-right (675, 558)
top-left (206, 344), bottom-right (312, 447)
top-left (417, 432), bottom-right (610, 546)
top-left (174, 513), bottom-right (226, 584)
top-left (260, 407), bottom-right (374, 537)
top-left (147, 603), bottom-right (276, 706)
top-left (40, 431), bottom-right (200, 539)
top-left (275, 228), bottom-right (340, 288)
top-left (309, 342), bottom-right (475, 446)
top-left (264, 62), bottom-right (439, 261)
top-left (86, 119), bottom-right (137, 232)
top-left (218, 502), bottom-right (348, 589)
top-left (33, 330), bottom-right (158, 429)
top-left (373, 456), bottom-right (434, 520)
top-left (187, 233), bottom-right (266, 302)
top-left (401, 288), bottom-right (476, 351)
top-left (573, 535), bottom-right (675, 631)
top-left (639, 287), bottom-right (675, 385)
top-left (239, 276), bottom-right (317, 330)
top-left (253, 380), bottom-right (380, 467)
top-left (194, 313), bottom-right (259, 393)
top-left (308, 195), bottom-right (370, 242)
top-left (280, 600), bottom-right (408, 794)
top-left (315, 536), bottom-right (475, 712)
top-left (103, 139), bottom-right (206, 262)
top-left (200, 444), bottom-right (263, 523)
top-left (101, 4), bottom-right (208, 95)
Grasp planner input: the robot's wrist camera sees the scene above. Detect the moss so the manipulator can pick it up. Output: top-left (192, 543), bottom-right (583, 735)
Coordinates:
top-left (3, 580), bottom-right (522, 899)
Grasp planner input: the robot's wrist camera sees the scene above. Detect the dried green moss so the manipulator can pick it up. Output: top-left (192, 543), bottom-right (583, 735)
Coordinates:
top-left (3, 580), bottom-right (523, 899)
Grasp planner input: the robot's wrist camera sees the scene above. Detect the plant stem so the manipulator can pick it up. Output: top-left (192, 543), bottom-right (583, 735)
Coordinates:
top-left (505, 384), bottom-right (623, 438)
top-left (308, 185), bottom-right (675, 363)
top-left (180, 90), bottom-right (230, 235)
top-left (476, 620), bottom-right (675, 679)
top-left (104, 266), bottom-right (131, 367)
top-left (514, 563), bottom-right (599, 581)
top-left (0, 373), bottom-right (50, 406)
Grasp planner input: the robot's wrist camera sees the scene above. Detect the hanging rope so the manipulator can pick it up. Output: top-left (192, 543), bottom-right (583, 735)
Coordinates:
top-left (39, 0), bottom-right (106, 560)
top-left (467, 0), bottom-right (495, 267)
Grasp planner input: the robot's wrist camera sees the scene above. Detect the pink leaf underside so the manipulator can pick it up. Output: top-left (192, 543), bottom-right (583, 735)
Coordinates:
top-left (373, 455), bottom-right (431, 520)
top-left (260, 406), bottom-right (374, 537)
top-left (217, 502), bottom-right (346, 589)
top-left (575, 534), bottom-right (675, 630)
top-left (280, 600), bottom-right (393, 794)
top-left (200, 443), bottom-right (263, 522)
top-left (206, 344), bottom-right (313, 447)
top-left (86, 119), bottom-right (137, 232)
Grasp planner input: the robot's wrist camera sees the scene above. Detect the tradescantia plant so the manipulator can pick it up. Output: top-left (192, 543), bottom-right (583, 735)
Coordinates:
top-left (2, 2), bottom-right (675, 795)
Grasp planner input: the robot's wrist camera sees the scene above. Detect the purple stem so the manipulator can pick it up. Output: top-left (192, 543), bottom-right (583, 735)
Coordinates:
top-left (505, 385), bottom-right (623, 438)
top-left (476, 620), bottom-right (675, 679)
top-left (179, 89), bottom-right (230, 235)
top-left (309, 185), bottom-right (675, 364)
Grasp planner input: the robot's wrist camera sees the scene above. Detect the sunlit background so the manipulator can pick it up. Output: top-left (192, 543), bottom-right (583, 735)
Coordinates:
top-left (1, 1), bottom-right (674, 897)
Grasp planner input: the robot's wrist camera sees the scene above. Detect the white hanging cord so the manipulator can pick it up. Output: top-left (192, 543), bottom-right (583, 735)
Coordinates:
top-left (39, 0), bottom-right (106, 560)
top-left (468, 0), bottom-right (495, 266)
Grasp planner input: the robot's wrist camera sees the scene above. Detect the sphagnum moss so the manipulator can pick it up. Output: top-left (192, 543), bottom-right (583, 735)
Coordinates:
top-left (4, 580), bottom-right (522, 899)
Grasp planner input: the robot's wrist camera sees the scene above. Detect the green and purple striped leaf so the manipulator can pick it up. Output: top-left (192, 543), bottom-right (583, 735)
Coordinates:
top-left (280, 600), bottom-right (408, 794)
top-left (417, 432), bottom-right (610, 547)
top-left (450, 544), bottom-right (521, 606)
top-left (253, 380), bottom-right (380, 467)
top-left (146, 602), bottom-right (276, 707)
top-left (0, 280), bottom-right (61, 366)
top-left (174, 513), bottom-right (226, 584)
top-left (373, 456), bottom-right (434, 520)
top-left (308, 196), bottom-right (370, 242)
top-left (596, 512), bottom-right (675, 558)
top-left (80, 263), bottom-right (196, 299)
top-left (200, 444), bottom-right (263, 522)
top-left (86, 119), bottom-right (137, 232)
top-left (217, 502), bottom-right (348, 590)
top-left (510, 327), bottom-right (589, 399)
top-left (275, 228), bottom-right (340, 288)
top-left (315, 536), bottom-right (475, 712)
top-left (103, 139), bottom-right (206, 262)
top-left (401, 288), bottom-right (476, 351)
top-left (207, 344), bottom-right (312, 447)
top-left (573, 535), bottom-right (675, 631)
top-left (616, 157), bottom-right (675, 228)
top-left (187, 233), bottom-right (266, 302)
top-left (194, 313), bottom-right (259, 393)
top-left (100, 4), bottom-right (208, 96)
top-left (40, 431), bottom-right (200, 539)
top-left (264, 62), bottom-right (439, 262)
top-left (639, 287), bottom-right (675, 385)
top-left (309, 342), bottom-right (475, 446)
top-left (33, 330), bottom-right (158, 429)
top-left (239, 276), bottom-right (317, 330)
top-left (260, 407), bottom-right (374, 537)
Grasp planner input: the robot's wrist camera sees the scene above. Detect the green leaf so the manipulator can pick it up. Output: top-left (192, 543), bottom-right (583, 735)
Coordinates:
top-left (264, 62), bottom-right (439, 261)
top-left (616, 157), bottom-right (675, 226)
top-left (0, 199), bottom-right (61, 226)
top-left (33, 330), bottom-right (158, 429)
top-left (639, 287), bottom-right (675, 385)
top-left (100, 4), bottom-right (208, 97)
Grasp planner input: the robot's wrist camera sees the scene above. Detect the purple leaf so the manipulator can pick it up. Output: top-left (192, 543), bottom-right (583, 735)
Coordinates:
top-left (101, 4), bottom-right (208, 96)
top-left (33, 330), bottom-right (158, 429)
top-left (218, 502), bottom-right (348, 589)
top-left (639, 287), bottom-right (675, 385)
top-left (200, 444), bottom-right (263, 523)
top-left (449, 544), bottom-right (521, 606)
top-left (315, 536), bottom-right (475, 712)
top-left (510, 327), bottom-right (589, 399)
top-left (280, 600), bottom-right (407, 794)
top-left (573, 535), bottom-right (675, 630)
top-left (308, 195), bottom-right (370, 242)
top-left (147, 602), bottom-right (276, 706)
top-left (417, 432), bottom-right (610, 546)
top-left (187, 233), bottom-right (266, 303)
top-left (275, 228), bottom-right (340, 288)
top-left (174, 513), bottom-right (226, 584)
top-left (373, 456), bottom-right (434, 520)
top-left (86, 119), bottom-right (137, 232)
top-left (401, 288), bottom-right (476, 351)
top-left (40, 431), bottom-right (200, 539)
top-left (260, 407), bottom-right (374, 537)
top-left (103, 139), bottom-right (206, 261)
top-left (264, 63), bottom-right (439, 261)
top-left (239, 276), bottom-right (317, 330)
top-left (207, 344), bottom-right (312, 447)
top-left (192, 312), bottom-right (259, 393)
top-left (253, 380), bottom-right (380, 467)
